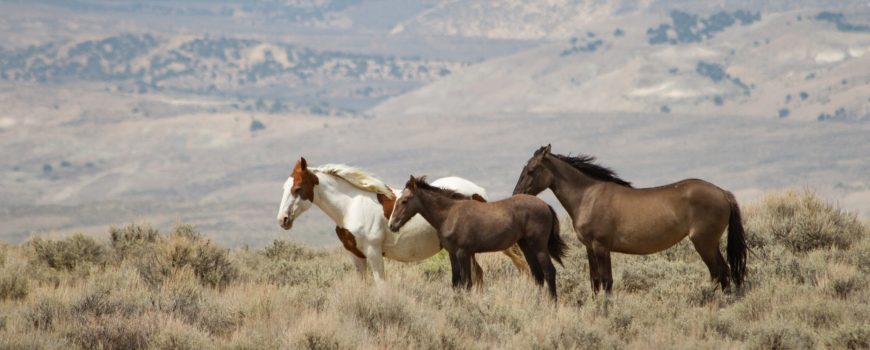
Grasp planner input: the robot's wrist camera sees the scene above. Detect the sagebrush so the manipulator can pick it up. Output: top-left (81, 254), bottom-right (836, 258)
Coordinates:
top-left (0, 190), bottom-right (867, 349)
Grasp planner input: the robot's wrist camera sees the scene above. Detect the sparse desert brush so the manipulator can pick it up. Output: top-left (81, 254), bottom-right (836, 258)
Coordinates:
top-left (0, 262), bottom-right (28, 301)
top-left (27, 234), bottom-right (107, 271)
top-left (109, 222), bottom-right (160, 260)
top-left (130, 224), bottom-right (239, 289)
top-left (0, 191), bottom-right (867, 348)
top-left (745, 189), bottom-right (865, 253)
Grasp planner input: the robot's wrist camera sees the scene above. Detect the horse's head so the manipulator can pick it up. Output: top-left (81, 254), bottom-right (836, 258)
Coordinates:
top-left (277, 157), bottom-right (319, 230)
top-left (389, 175), bottom-right (425, 232)
top-left (513, 144), bottom-right (554, 196)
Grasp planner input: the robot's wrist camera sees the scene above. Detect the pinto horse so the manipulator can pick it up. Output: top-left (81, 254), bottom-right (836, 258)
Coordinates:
top-left (277, 157), bottom-right (528, 283)
top-left (389, 176), bottom-right (568, 300)
top-left (513, 145), bottom-right (748, 301)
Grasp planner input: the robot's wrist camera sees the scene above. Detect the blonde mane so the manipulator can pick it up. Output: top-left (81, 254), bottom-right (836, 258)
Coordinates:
top-left (312, 164), bottom-right (395, 199)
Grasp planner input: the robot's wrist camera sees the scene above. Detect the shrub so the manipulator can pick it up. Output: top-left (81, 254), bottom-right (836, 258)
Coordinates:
top-left (286, 313), bottom-right (357, 350)
top-left (134, 225), bottom-right (238, 289)
top-left (23, 297), bottom-right (67, 331)
top-left (28, 234), bottom-right (106, 271)
top-left (156, 268), bottom-right (205, 323)
top-left (240, 241), bottom-right (348, 288)
top-left (0, 335), bottom-right (72, 349)
top-left (167, 225), bottom-right (237, 289)
top-left (261, 239), bottom-right (315, 261)
top-left (109, 223), bottom-right (159, 260)
top-left (250, 119), bottom-right (266, 132)
top-left (155, 268), bottom-right (243, 336)
top-left (745, 190), bottom-right (866, 253)
top-left (0, 243), bottom-right (7, 267)
top-left (826, 263), bottom-right (865, 299)
top-left (747, 321), bottom-right (815, 350)
top-left (827, 324), bottom-right (870, 349)
top-left (66, 313), bottom-right (157, 350)
top-left (0, 265), bottom-right (28, 300)
top-left (152, 317), bottom-right (215, 350)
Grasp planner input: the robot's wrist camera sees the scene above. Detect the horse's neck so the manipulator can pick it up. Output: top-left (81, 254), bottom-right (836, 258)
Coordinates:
top-left (312, 173), bottom-right (375, 226)
top-left (544, 155), bottom-right (598, 218)
top-left (415, 190), bottom-right (456, 232)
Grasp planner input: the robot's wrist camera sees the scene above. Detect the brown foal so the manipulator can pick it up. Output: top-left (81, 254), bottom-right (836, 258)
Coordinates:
top-left (389, 176), bottom-right (568, 300)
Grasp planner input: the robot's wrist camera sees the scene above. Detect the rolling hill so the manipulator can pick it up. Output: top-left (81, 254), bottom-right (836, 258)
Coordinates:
top-left (1, 1), bottom-right (868, 247)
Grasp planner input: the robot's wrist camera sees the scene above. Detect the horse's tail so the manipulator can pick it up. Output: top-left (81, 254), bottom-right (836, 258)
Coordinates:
top-left (546, 205), bottom-right (568, 266)
top-left (724, 191), bottom-right (748, 289)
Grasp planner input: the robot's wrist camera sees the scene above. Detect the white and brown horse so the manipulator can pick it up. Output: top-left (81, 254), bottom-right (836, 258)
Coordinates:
top-left (277, 157), bottom-right (527, 283)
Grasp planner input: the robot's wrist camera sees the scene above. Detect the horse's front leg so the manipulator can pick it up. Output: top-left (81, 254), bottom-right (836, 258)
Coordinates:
top-left (456, 250), bottom-right (473, 290)
top-left (350, 255), bottom-right (367, 277)
top-left (592, 241), bottom-right (613, 313)
top-left (448, 251), bottom-right (461, 288)
top-left (586, 245), bottom-right (601, 295)
top-left (364, 244), bottom-right (386, 284)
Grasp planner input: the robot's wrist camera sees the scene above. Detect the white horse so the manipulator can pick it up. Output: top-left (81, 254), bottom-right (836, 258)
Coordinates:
top-left (277, 157), bottom-right (527, 283)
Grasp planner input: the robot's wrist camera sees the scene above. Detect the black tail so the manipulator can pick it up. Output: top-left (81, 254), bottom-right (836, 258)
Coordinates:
top-left (546, 205), bottom-right (568, 266)
top-left (725, 191), bottom-right (748, 288)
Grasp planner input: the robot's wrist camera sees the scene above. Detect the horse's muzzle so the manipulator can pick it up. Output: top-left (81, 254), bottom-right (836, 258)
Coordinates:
top-left (388, 220), bottom-right (400, 233)
top-left (279, 216), bottom-right (293, 230)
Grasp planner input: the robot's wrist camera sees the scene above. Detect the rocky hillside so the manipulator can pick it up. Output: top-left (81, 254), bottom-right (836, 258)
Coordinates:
top-left (0, 34), bottom-right (463, 113)
top-left (389, 0), bottom-right (869, 40)
top-left (376, 9), bottom-right (870, 122)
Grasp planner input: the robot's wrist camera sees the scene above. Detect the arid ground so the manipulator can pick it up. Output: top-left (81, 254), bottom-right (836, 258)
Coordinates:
top-left (1, 190), bottom-right (867, 349)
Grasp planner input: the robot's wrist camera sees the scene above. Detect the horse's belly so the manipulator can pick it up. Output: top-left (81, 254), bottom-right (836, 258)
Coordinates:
top-left (610, 225), bottom-right (689, 254)
top-left (382, 215), bottom-right (442, 262)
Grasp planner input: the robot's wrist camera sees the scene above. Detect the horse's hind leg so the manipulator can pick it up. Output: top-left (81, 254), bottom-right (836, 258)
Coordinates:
top-left (517, 240), bottom-right (545, 286)
top-left (502, 244), bottom-right (530, 276)
top-left (535, 250), bottom-right (558, 300)
top-left (689, 232), bottom-right (730, 290)
top-left (470, 255), bottom-right (484, 288)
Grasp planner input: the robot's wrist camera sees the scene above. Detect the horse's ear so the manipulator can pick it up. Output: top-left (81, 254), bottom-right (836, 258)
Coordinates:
top-left (408, 175), bottom-right (417, 189)
top-left (300, 157), bottom-right (308, 169)
top-left (543, 144), bottom-right (552, 155)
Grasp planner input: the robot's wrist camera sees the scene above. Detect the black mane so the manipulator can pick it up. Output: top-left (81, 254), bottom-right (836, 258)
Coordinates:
top-left (550, 153), bottom-right (632, 187)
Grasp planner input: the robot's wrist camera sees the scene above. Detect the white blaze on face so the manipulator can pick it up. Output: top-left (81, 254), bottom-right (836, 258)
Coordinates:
top-left (277, 176), bottom-right (294, 219)
top-left (277, 176), bottom-right (312, 229)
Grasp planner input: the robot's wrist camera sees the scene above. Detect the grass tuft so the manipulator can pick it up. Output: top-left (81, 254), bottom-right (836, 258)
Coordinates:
top-left (0, 190), bottom-right (866, 348)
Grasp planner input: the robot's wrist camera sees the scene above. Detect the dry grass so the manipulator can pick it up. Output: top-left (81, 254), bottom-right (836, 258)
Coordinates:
top-left (0, 190), bottom-right (868, 349)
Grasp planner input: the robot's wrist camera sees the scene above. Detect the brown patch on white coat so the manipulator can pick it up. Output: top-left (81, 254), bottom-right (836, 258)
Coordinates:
top-left (335, 226), bottom-right (366, 259)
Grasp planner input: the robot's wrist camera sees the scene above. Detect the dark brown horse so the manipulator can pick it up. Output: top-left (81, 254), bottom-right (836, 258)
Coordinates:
top-left (389, 176), bottom-right (568, 300)
top-left (513, 145), bottom-right (747, 300)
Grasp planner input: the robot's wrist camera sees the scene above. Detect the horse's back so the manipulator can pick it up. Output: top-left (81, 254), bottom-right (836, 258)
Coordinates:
top-left (432, 176), bottom-right (488, 200)
top-left (445, 197), bottom-right (544, 252)
top-left (484, 194), bottom-right (554, 229)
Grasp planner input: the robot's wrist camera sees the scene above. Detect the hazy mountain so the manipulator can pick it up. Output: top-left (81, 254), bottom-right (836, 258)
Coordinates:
top-left (1, 1), bottom-right (868, 247)
top-left (0, 34), bottom-right (463, 113)
top-left (389, 0), bottom-right (870, 40)
top-left (376, 9), bottom-right (870, 122)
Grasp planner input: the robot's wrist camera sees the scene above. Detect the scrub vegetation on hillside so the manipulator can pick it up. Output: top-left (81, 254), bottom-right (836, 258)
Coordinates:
top-left (0, 190), bottom-right (867, 349)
